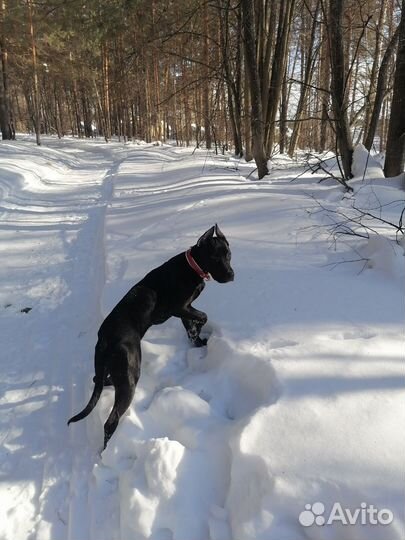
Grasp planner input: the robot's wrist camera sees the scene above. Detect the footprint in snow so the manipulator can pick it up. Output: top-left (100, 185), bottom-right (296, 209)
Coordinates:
top-left (186, 336), bottom-right (282, 421)
top-left (342, 330), bottom-right (376, 340)
top-left (326, 330), bottom-right (377, 341)
top-left (269, 338), bottom-right (299, 349)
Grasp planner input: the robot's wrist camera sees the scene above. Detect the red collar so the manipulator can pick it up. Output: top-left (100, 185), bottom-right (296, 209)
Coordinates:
top-left (185, 249), bottom-right (211, 280)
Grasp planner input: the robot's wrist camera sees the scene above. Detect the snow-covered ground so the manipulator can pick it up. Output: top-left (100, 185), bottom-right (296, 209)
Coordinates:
top-left (0, 137), bottom-right (404, 540)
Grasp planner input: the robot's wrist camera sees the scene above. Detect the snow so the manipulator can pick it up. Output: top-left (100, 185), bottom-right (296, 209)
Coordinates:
top-left (0, 137), bottom-right (404, 540)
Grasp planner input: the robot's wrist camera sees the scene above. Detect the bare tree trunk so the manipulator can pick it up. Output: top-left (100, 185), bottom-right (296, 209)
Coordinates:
top-left (327, 0), bottom-right (353, 178)
top-left (380, 96), bottom-right (389, 153)
top-left (243, 60), bottom-right (253, 161)
top-left (264, 0), bottom-right (295, 155)
top-left (94, 78), bottom-right (108, 139)
top-left (54, 84), bottom-right (62, 138)
top-left (68, 52), bottom-right (80, 137)
top-left (227, 89), bottom-right (242, 156)
top-left (384, 0), bottom-right (405, 178)
top-left (0, 0), bottom-right (13, 140)
top-left (28, 0), bottom-right (40, 145)
top-left (217, 0), bottom-right (242, 155)
top-left (318, 21), bottom-right (331, 152)
top-left (203, 2), bottom-right (212, 149)
top-left (288, 0), bottom-right (320, 156)
top-left (81, 93), bottom-right (92, 137)
top-left (258, 0), bottom-right (277, 125)
top-left (0, 47), bottom-right (12, 139)
top-left (363, 1), bottom-right (386, 137)
top-left (364, 26), bottom-right (399, 151)
top-left (102, 43), bottom-right (111, 141)
top-left (349, 54), bottom-right (360, 123)
top-left (279, 68), bottom-right (288, 154)
top-left (241, 0), bottom-right (268, 178)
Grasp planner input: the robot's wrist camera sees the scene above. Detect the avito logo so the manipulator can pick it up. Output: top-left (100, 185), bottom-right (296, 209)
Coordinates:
top-left (299, 501), bottom-right (393, 527)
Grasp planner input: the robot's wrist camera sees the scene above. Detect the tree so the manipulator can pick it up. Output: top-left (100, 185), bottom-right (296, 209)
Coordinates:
top-left (288, 0), bottom-right (321, 156)
top-left (384, 0), bottom-right (405, 178)
top-left (241, 0), bottom-right (268, 178)
top-left (325, 0), bottom-right (354, 179)
top-left (264, 0), bottom-right (296, 155)
top-left (0, 0), bottom-right (13, 140)
top-left (363, 26), bottom-right (399, 151)
top-left (217, 0), bottom-right (243, 156)
top-left (27, 0), bottom-right (40, 145)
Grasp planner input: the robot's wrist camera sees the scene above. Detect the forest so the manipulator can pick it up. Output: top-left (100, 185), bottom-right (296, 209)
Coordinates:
top-left (0, 0), bottom-right (404, 179)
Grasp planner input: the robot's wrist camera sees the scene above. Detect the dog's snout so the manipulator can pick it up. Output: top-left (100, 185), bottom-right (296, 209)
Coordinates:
top-left (223, 268), bottom-right (234, 282)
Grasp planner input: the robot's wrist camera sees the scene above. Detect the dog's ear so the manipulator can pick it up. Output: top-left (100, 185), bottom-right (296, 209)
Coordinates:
top-left (214, 223), bottom-right (228, 244)
top-left (197, 226), bottom-right (215, 246)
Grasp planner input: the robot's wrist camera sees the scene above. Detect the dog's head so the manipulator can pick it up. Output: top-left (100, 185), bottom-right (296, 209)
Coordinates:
top-left (193, 224), bottom-right (234, 283)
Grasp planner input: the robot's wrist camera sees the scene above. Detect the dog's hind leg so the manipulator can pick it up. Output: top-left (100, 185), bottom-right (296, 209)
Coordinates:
top-left (103, 344), bottom-right (140, 449)
top-left (103, 381), bottom-right (135, 449)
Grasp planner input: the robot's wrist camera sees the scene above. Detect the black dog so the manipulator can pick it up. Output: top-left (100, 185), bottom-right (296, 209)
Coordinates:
top-left (68, 224), bottom-right (234, 449)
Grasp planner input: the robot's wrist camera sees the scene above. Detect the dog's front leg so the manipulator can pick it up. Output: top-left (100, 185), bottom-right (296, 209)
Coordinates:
top-left (173, 305), bottom-right (207, 323)
top-left (182, 317), bottom-right (207, 347)
top-left (177, 306), bottom-right (208, 347)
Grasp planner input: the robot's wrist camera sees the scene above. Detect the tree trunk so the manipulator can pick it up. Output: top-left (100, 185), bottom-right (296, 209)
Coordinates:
top-left (27, 0), bottom-right (40, 145)
top-left (363, 1), bottom-right (386, 138)
top-left (217, 0), bottom-right (242, 155)
top-left (318, 21), bottom-right (331, 152)
top-left (102, 43), bottom-right (111, 141)
top-left (328, 0), bottom-right (353, 178)
top-left (384, 0), bottom-right (405, 178)
top-left (279, 69), bottom-right (288, 154)
top-left (241, 0), bottom-right (268, 178)
top-left (288, 0), bottom-right (320, 156)
top-left (264, 0), bottom-right (295, 155)
top-left (364, 26), bottom-right (399, 151)
top-left (0, 0), bottom-right (12, 140)
top-left (203, 2), bottom-right (212, 149)
top-left (0, 43), bottom-right (12, 139)
top-left (243, 61), bottom-right (253, 161)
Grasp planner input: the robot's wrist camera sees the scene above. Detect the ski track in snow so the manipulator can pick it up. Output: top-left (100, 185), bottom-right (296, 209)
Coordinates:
top-left (0, 138), bottom-right (404, 540)
top-left (0, 139), bottom-right (130, 540)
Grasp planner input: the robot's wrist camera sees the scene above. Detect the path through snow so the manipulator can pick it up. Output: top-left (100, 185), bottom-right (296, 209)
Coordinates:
top-left (0, 139), bottom-right (129, 540)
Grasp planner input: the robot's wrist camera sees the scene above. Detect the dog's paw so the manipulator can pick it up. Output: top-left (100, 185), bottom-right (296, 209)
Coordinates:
top-left (193, 337), bottom-right (208, 348)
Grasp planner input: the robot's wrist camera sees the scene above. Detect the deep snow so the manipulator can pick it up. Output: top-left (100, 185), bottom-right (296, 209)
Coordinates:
top-left (0, 137), bottom-right (404, 540)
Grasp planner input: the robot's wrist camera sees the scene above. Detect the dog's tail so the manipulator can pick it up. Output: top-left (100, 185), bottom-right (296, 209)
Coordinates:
top-left (67, 343), bottom-right (105, 426)
top-left (67, 380), bottom-right (103, 425)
